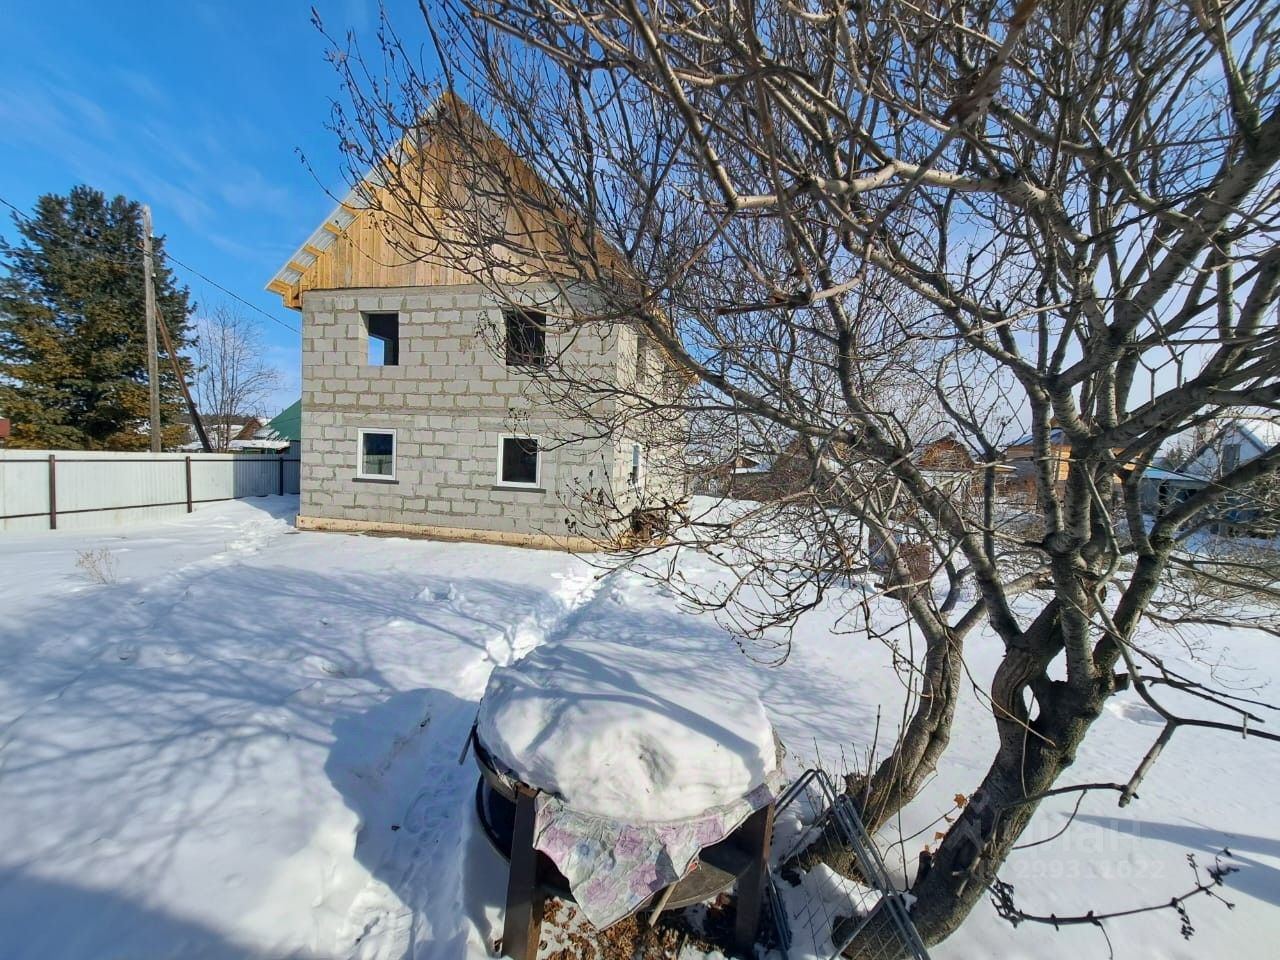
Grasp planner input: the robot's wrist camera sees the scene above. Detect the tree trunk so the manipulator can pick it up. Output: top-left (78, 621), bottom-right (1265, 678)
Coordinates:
top-left (845, 647), bottom-right (1106, 956)
top-left (784, 636), bottom-right (963, 878)
top-left (857, 637), bottom-right (964, 832)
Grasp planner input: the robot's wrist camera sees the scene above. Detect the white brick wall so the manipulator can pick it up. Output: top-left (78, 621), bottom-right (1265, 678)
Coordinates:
top-left (298, 283), bottom-right (626, 539)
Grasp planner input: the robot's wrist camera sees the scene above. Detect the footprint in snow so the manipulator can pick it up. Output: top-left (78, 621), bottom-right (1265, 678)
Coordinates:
top-left (305, 654), bottom-right (355, 678)
top-left (419, 581), bottom-right (457, 603)
top-left (1105, 699), bottom-right (1164, 726)
top-left (400, 786), bottom-right (443, 835)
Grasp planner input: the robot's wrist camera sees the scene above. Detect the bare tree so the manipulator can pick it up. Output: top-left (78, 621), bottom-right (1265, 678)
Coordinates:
top-left (319, 0), bottom-right (1280, 951)
top-left (190, 306), bottom-right (282, 451)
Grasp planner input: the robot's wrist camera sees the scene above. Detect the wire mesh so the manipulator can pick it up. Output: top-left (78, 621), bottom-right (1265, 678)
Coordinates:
top-left (768, 769), bottom-right (930, 960)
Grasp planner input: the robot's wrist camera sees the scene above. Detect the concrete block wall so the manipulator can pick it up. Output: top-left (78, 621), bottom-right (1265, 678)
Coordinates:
top-left (298, 284), bottom-right (624, 541)
top-left (610, 325), bottom-right (690, 516)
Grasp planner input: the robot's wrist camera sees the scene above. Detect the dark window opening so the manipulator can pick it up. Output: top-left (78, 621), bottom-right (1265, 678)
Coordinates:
top-left (505, 310), bottom-right (546, 367)
top-left (366, 313), bottom-right (399, 366)
top-left (634, 334), bottom-right (647, 386)
top-left (500, 437), bottom-right (540, 485)
top-left (629, 443), bottom-right (643, 485)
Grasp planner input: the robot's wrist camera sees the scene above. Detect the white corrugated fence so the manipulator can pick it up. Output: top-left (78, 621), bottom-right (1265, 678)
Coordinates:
top-left (0, 450), bottom-right (300, 532)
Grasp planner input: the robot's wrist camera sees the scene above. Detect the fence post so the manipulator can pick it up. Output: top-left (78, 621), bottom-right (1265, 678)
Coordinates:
top-left (47, 454), bottom-right (57, 530)
top-left (278, 455), bottom-right (285, 496)
top-left (185, 456), bottom-right (193, 513)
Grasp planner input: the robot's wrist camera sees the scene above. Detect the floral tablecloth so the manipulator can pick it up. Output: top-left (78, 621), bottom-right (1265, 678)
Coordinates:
top-left (531, 769), bottom-right (787, 929)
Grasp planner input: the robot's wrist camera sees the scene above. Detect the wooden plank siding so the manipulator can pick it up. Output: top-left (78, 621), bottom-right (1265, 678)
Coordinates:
top-left (279, 208), bottom-right (479, 309)
top-left (271, 96), bottom-right (634, 311)
top-left (1004, 442), bottom-right (1071, 486)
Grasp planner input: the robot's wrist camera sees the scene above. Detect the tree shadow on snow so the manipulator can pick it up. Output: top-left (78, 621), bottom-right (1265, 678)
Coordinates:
top-left (0, 541), bottom-right (864, 957)
top-left (1076, 814), bottom-right (1280, 907)
top-left (318, 577), bottom-right (811, 954)
top-left (0, 563), bottom-right (564, 958)
top-left (323, 681), bottom-right (512, 954)
top-left (0, 869), bottom-right (308, 960)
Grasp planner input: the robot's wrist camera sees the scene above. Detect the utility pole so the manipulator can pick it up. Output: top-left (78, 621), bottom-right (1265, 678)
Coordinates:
top-left (155, 303), bottom-right (212, 453)
top-left (142, 204), bottom-right (161, 452)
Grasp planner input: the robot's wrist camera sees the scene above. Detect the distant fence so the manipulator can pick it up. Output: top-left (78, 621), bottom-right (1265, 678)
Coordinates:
top-left (0, 450), bottom-right (300, 532)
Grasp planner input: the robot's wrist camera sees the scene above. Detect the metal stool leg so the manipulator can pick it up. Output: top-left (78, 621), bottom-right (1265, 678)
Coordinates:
top-left (733, 802), bottom-right (775, 954)
top-left (502, 786), bottom-right (544, 960)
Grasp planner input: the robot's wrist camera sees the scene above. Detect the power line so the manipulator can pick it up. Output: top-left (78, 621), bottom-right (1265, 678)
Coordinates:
top-left (1, 192), bottom-right (301, 336)
top-left (158, 250), bottom-right (300, 336)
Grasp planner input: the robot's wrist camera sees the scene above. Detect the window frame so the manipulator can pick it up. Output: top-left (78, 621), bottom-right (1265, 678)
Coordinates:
top-left (504, 309), bottom-right (547, 368)
top-left (356, 428), bottom-right (398, 482)
top-left (495, 434), bottom-right (542, 488)
top-left (628, 442), bottom-right (644, 486)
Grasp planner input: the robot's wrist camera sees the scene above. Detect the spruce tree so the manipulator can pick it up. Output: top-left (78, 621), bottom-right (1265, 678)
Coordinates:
top-left (0, 186), bottom-right (194, 449)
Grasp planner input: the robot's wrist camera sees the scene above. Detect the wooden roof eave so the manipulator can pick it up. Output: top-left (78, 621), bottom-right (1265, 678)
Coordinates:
top-left (266, 278), bottom-right (302, 310)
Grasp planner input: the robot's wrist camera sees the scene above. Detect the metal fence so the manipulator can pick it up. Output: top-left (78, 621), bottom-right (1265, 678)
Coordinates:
top-left (0, 450), bottom-right (300, 532)
top-left (771, 769), bottom-right (930, 960)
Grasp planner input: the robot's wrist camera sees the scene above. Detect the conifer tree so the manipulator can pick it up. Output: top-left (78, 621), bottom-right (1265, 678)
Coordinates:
top-left (0, 186), bottom-right (194, 449)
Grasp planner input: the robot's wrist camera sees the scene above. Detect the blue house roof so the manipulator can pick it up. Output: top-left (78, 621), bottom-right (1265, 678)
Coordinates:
top-left (1008, 428), bottom-right (1067, 447)
top-left (1142, 466), bottom-right (1203, 483)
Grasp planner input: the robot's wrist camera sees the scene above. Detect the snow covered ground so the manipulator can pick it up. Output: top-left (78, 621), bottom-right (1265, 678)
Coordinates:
top-left (0, 496), bottom-right (1277, 959)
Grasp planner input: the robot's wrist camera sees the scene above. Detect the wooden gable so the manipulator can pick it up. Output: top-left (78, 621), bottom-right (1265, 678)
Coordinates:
top-left (268, 95), bottom-right (630, 311)
top-left (266, 202), bottom-right (480, 310)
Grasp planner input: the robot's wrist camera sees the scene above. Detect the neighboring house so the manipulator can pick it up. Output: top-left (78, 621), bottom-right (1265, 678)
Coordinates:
top-left (1002, 425), bottom-right (1130, 501)
top-left (1003, 425), bottom-right (1071, 497)
top-left (694, 452), bottom-right (769, 497)
top-left (175, 414), bottom-right (264, 453)
top-left (1177, 417), bottom-right (1280, 481)
top-left (1138, 465), bottom-right (1202, 516)
top-left (1005, 423), bottom-right (1175, 510)
top-left (701, 441), bottom-right (844, 503)
top-left (915, 435), bottom-right (974, 472)
top-left (174, 403), bottom-right (301, 456)
top-left (912, 435), bottom-right (1016, 499)
top-left (256, 399), bottom-right (302, 458)
top-left (265, 99), bottom-right (680, 549)
top-left (704, 435), bottom-right (999, 503)
top-left (1141, 417), bottom-right (1280, 532)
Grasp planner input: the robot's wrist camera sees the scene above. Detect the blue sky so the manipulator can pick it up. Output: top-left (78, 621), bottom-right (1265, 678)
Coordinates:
top-left (0, 0), bottom-right (431, 416)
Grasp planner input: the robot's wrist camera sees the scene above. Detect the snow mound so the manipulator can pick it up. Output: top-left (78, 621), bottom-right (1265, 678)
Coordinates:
top-left (476, 629), bottom-right (778, 822)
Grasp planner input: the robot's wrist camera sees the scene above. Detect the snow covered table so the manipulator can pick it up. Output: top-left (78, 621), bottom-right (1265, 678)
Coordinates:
top-left (472, 632), bottom-right (786, 959)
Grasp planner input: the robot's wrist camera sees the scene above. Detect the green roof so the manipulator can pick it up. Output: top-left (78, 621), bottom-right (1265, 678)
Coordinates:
top-left (263, 399), bottom-right (301, 441)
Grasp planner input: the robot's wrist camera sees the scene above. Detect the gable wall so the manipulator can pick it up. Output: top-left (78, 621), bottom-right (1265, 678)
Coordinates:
top-left (1182, 424), bottom-right (1272, 479)
top-left (272, 121), bottom-right (616, 310)
top-left (291, 212), bottom-right (475, 299)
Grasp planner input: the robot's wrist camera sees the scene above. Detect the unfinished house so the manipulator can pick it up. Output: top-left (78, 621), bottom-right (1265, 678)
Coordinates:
top-left (266, 99), bottom-right (682, 549)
